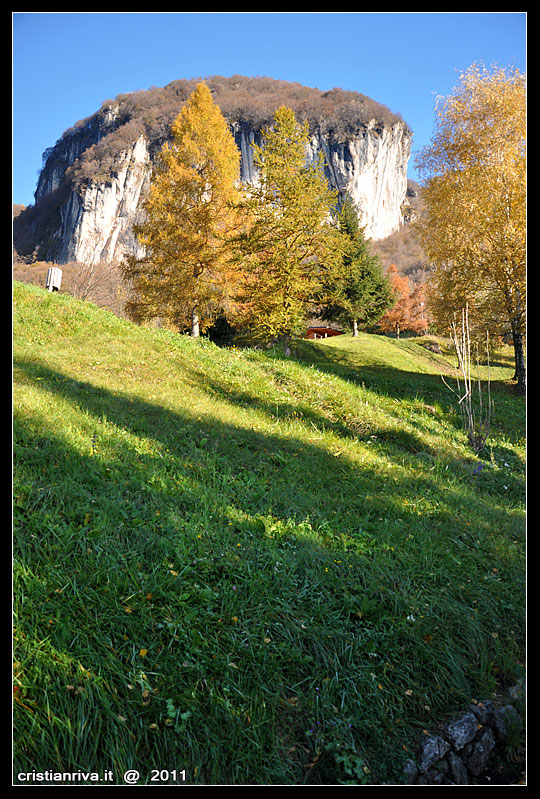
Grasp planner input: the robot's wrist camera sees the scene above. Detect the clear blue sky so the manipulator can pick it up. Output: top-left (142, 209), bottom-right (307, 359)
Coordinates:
top-left (12, 11), bottom-right (526, 207)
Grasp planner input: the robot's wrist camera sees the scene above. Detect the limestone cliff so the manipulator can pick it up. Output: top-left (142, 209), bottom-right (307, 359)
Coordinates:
top-left (55, 134), bottom-right (151, 265)
top-left (305, 121), bottom-right (410, 241)
top-left (16, 76), bottom-right (411, 266)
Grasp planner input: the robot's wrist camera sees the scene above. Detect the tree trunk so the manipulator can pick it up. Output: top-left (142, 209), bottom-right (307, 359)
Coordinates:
top-left (352, 319), bottom-right (359, 337)
top-left (511, 326), bottom-right (526, 394)
top-left (191, 307), bottom-right (200, 338)
top-left (282, 333), bottom-right (292, 357)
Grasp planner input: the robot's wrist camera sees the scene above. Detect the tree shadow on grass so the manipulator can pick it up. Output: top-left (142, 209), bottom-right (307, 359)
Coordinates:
top-left (14, 357), bottom-right (523, 548)
top-left (265, 339), bottom-right (525, 460)
top-left (13, 357), bottom-right (526, 782)
top-left (289, 337), bottom-right (521, 404)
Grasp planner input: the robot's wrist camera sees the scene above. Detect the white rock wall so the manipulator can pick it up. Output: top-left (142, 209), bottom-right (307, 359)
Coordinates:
top-left (234, 119), bottom-right (410, 241)
top-left (49, 119), bottom-right (410, 265)
top-left (309, 120), bottom-right (411, 240)
top-left (60, 135), bottom-right (150, 266)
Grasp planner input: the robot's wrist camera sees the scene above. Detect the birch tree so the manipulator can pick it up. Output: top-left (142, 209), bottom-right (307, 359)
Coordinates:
top-left (415, 63), bottom-right (526, 391)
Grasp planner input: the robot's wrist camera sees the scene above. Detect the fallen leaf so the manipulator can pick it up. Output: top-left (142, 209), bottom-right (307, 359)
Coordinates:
top-left (66, 684), bottom-right (84, 695)
top-left (306, 750), bottom-right (322, 768)
top-left (281, 696), bottom-right (298, 706)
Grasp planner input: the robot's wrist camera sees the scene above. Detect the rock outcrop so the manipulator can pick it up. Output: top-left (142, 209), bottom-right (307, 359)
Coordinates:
top-left (235, 118), bottom-right (411, 242)
top-left (16, 76), bottom-right (412, 266)
top-left (55, 134), bottom-right (151, 265)
top-left (402, 681), bottom-right (525, 785)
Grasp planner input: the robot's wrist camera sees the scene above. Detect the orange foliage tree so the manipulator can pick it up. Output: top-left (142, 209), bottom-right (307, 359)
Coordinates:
top-left (377, 265), bottom-right (428, 338)
top-left (122, 82), bottom-right (242, 336)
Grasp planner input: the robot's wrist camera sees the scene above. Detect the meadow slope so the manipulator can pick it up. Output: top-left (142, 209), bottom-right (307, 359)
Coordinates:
top-left (13, 282), bottom-right (525, 785)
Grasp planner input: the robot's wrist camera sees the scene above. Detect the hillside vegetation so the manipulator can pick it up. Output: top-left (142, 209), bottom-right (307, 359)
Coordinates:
top-left (67, 74), bottom-right (407, 150)
top-left (13, 282), bottom-right (525, 785)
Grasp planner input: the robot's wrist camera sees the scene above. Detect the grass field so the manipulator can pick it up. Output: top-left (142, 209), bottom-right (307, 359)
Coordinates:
top-left (13, 282), bottom-right (526, 785)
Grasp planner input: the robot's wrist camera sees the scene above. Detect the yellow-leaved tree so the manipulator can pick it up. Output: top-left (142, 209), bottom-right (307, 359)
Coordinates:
top-left (415, 63), bottom-right (526, 392)
top-left (231, 105), bottom-right (344, 354)
top-left (122, 82), bottom-right (241, 336)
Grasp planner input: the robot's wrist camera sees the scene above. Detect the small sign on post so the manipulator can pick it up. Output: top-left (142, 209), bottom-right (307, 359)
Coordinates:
top-left (46, 267), bottom-right (62, 292)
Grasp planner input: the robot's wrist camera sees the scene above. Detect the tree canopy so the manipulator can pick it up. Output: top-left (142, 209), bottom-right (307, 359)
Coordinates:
top-left (231, 105), bottom-right (344, 353)
top-left (414, 63), bottom-right (526, 390)
top-left (121, 82), bottom-right (241, 336)
top-left (318, 195), bottom-right (395, 336)
top-left (377, 264), bottom-right (427, 338)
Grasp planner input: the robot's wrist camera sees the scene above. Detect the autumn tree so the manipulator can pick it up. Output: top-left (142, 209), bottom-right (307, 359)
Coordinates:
top-left (231, 105), bottom-right (344, 354)
top-left (121, 82), bottom-right (241, 336)
top-left (414, 63), bottom-right (526, 391)
top-left (378, 265), bottom-right (417, 338)
top-left (319, 194), bottom-right (395, 335)
top-left (408, 281), bottom-right (430, 335)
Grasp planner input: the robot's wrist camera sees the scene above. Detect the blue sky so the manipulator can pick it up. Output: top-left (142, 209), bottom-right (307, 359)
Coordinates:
top-left (12, 11), bottom-right (526, 207)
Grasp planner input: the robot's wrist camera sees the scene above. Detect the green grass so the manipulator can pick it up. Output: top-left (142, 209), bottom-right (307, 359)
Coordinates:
top-left (13, 282), bottom-right (525, 785)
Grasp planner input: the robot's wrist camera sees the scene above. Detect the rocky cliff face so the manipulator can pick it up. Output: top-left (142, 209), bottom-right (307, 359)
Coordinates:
top-left (306, 121), bottom-right (410, 241)
top-left (55, 134), bottom-right (151, 265)
top-left (233, 119), bottom-right (411, 243)
top-left (18, 77), bottom-right (411, 266)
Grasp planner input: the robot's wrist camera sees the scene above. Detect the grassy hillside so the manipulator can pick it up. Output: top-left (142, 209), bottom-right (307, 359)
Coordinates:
top-left (13, 282), bottom-right (525, 785)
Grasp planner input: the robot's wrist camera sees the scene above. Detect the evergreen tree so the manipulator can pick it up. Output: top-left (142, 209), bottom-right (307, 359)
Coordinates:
top-left (320, 195), bottom-right (395, 335)
top-left (122, 82), bottom-right (241, 336)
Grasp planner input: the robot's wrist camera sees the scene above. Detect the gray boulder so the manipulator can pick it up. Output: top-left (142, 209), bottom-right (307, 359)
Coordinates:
top-left (447, 712), bottom-right (478, 750)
